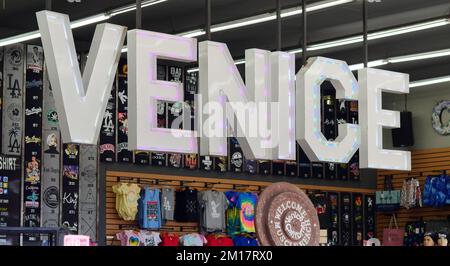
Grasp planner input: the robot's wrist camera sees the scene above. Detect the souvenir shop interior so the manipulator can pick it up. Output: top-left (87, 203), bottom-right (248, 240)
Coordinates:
top-left (0, 0), bottom-right (450, 247)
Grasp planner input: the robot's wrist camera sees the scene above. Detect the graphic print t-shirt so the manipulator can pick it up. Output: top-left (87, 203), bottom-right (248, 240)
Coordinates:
top-left (139, 231), bottom-right (162, 246)
top-left (116, 230), bottom-right (141, 246)
top-left (112, 183), bottom-right (141, 221)
top-left (180, 233), bottom-right (207, 246)
top-left (225, 191), bottom-right (241, 235)
top-left (161, 188), bottom-right (175, 222)
top-left (199, 190), bottom-right (228, 233)
top-left (237, 192), bottom-right (257, 233)
top-left (174, 189), bottom-right (199, 222)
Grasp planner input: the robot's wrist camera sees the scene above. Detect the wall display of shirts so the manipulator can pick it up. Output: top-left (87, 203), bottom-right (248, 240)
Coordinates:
top-left (168, 153), bottom-right (183, 168)
top-left (134, 151), bottom-right (150, 165)
top-left (2, 44), bottom-right (25, 156)
top-left (22, 45), bottom-right (44, 241)
top-left (99, 84), bottom-right (116, 163)
top-left (285, 160), bottom-right (297, 177)
top-left (117, 60), bottom-right (133, 163)
top-left (151, 152), bottom-right (167, 167)
top-left (0, 155), bottom-right (21, 245)
top-left (308, 191), bottom-right (330, 229)
top-left (61, 144), bottom-right (80, 233)
top-left (229, 138), bottom-right (244, 173)
top-left (336, 100), bottom-right (348, 180)
top-left (116, 230), bottom-right (162, 246)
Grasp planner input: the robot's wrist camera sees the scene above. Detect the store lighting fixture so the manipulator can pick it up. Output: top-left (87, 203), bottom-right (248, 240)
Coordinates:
top-left (0, 0), bottom-right (167, 47)
top-left (409, 75), bottom-right (450, 88)
top-left (109, 0), bottom-right (167, 16)
top-left (388, 48), bottom-right (450, 63)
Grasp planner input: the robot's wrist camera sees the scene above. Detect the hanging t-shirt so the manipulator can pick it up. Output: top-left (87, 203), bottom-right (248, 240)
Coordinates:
top-left (180, 233), bottom-right (207, 246)
top-left (174, 189), bottom-right (199, 222)
top-left (138, 187), bottom-right (162, 229)
top-left (139, 231), bottom-right (162, 246)
top-left (116, 230), bottom-right (141, 246)
top-left (161, 187), bottom-right (175, 222)
top-left (161, 232), bottom-right (180, 246)
top-left (225, 191), bottom-right (241, 235)
top-left (237, 192), bottom-right (257, 233)
top-left (206, 235), bottom-right (234, 246)
top-left (112, 183), bottom-right (141, 221)
top-left (199, 190), bottom-right (228, 233)
top-left (232, 236), bottom-right (258, 246)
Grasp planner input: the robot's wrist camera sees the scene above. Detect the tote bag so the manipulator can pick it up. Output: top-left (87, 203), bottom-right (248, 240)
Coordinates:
top-left (383, 214), bottom-right (404, 246)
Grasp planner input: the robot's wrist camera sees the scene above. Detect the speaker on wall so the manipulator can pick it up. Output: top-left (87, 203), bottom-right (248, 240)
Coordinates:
top-left (392, 111), bottom-right (414, 147)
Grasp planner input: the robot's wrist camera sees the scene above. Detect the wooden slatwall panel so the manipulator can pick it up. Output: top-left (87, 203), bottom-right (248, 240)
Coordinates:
top-left (376, 147), bottom-right (450, 242)
top-left (106, 170), bottom-right (375, 246)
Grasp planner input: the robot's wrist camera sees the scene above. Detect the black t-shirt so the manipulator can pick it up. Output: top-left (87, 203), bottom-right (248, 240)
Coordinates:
top-left (308, 192), bottom-right (330, 229)
top-left (174, 188), bottom-right (199, 222)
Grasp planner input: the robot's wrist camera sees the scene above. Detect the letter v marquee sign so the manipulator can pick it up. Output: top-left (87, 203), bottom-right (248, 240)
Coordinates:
top-left (36, 11), bottom-right (126, 145)
top-left (36, 10), bottom-right (411, 171)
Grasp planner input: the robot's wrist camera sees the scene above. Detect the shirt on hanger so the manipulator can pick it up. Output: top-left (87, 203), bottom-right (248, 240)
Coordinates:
top-left (161, 232), bottom-right (180, 246)
top-left (198, 190), bottom-right (228, 233)
top-left (161, 187), bottom-right (175, 222)
top-left (112, 183), bottom-right (141, 221)
top-left (138, 187), bottom-right (162, 229)
top-left (237, 192), bottom-right (257, 233)
top-left (175, 188), bottom-right (199, 222)
top-left (225, 191), bottom-right (241, 235)
top-left (232, 235), bottom-right (259, 246)
top-left (206, 235), bottom-right (233, 246)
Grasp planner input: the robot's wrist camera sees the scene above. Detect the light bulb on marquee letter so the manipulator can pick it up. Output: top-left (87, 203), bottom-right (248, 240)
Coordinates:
top-left (127, 30), bottom-right (198, 153)
top-left (36, 11), bottom-right (126, 145)
top-left (358, 68), bottom-right (411, 171)
top-left (297, 57), bottom-right (360, 163)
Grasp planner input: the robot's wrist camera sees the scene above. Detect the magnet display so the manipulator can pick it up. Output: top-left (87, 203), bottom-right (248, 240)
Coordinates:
top-left (327, 192), bottom-right (339, 246)
top-left (99, 84), bottom-right (116, 163)
top-left (340, 193), bottom-right (352, 246)
top-left (23, 45), bottom-right (44, 242)
top-left (353, 193), bottom-right (363, 246)
top-left (364, 194), bottom-right (376, 240)
top-left (117, 60), bottom-right (133, 163)
top-left (2, 44), bottom-right (25, 156)
top-left (61, 143), bottom-right (80, 233)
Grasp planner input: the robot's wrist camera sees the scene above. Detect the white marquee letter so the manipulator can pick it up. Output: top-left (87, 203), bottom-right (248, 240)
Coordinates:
top-left (297, 57), bottom-right (360, 163)
top-left (128, 30), bottom-right (197, 153)
top-left (358, 68), bottom-right (411, 171)
top-left (37, 11), bottom-right (126, 145)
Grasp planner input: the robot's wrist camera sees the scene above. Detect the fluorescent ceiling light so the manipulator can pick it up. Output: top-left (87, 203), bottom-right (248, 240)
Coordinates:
top-left (289, 18), bottom-right (450, 54)
top-left (71, 14), bottom-right (111, 29)
top-left (110, 0), bottom-right (167, 16)
top-left (212, 14), bottom-right (277, 32)
top-left (0, 31), bottom-right (41, 47)
top-left (0, 0), bottom-right (167, 47)
top-left (348, 60), bottom-right (388, 71)
top-left (410, 75), bottom-right (450, 88)
top-left (307, 0), bottom-right (354, 12)
top-left (388, 48), bottom-right (450, 63)
top-left (180, 30), bottom-right (206, 38)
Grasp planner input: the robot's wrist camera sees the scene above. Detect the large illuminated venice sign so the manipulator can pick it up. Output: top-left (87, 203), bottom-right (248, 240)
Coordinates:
top-left (36, 10), bottom-right (411, 171)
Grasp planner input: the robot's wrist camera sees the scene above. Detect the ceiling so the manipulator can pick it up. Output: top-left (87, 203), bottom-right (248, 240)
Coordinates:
top-left (0, 0), bottom-right (450, 82)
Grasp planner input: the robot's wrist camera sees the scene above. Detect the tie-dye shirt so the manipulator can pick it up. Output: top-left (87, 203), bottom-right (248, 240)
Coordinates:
top-left (237, 192), bottom-right (257, 233)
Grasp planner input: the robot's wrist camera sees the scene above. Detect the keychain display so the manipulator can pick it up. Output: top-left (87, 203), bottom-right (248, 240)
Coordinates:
top-left (23, 45), bottom-right (44, 242)
top-left (364, 194), bottom-right (376, 241)
top-left (336, 99), bottom-right (349, 180)
top-left (328, 193), bottom-right (339, 245)
top-left (117, 60), bottom-right (132, 163)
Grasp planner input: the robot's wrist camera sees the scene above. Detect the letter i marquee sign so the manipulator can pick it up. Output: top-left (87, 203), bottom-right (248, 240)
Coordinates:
top-left (36, 10), bottom-right (411, 172)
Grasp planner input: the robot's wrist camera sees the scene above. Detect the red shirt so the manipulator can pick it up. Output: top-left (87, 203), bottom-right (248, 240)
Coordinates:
top-left (160, 233), bottom-right (179, 246)
top-left (206, 235), bottom-right (234, 246)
